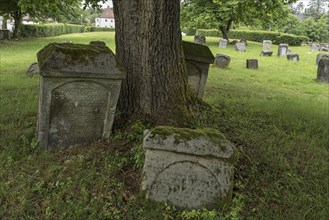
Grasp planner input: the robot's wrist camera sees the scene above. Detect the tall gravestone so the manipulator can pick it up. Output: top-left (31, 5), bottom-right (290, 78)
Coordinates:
top-left (37, 42), bottom-right (126, 150)
top-left (182, 41), bottom-right (214, 99)
top-left (317, 59), bottom-right (329, 83)
top-left (214, 54), bottom-right (231, 68)
top-left (277, 44), bottom-right (289, 57)
top-left (316, 53), bottom-right (329, 65)
top-left (142, 126), bottom-right (238, 210)
top-left (219, 39), bottom-right (228, 48)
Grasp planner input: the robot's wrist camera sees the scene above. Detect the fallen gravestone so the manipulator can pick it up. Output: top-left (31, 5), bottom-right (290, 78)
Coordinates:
top-left (235, 42), bottom-right (246, 52)
top-left (0, 30), bottom-right (10, 40)
top-left (317, 58), bottom-right (329, 83)
top-left (182, 41), bottom-right (214, 99)
top-left (214, 54), bottom-right (231, 68)
top-left (142, 126), bottom-right (238, 210)
top-left (37, 42), bottom-right (126, 150)
top-left (287, 54), bottom-right (299, 62)
top-left (316, 53), bottom-right (329, 65)
top-left (277, 44), bottom-right (289, 57)
top-left (311, 43), bottom-right (320, 52)
top-left (219, 39), bottom-right (228, 48)
top-left (246, 59), bottom-right (258, 69)
top-left (260, 50), bottom-right (273, 56)
top-left (194, 35), bottom-right (206, 45)
top-left (263, 40), bottom-right (272, 50)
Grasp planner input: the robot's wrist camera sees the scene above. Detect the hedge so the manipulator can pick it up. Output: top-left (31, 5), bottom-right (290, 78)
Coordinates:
top-left (20, 24), bottom-right (115, 38)
top-left (196, 29), bottom-right (309, 46)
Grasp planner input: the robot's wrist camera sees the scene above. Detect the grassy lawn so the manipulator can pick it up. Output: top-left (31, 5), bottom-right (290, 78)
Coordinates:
top-left (0, 32), bottom-right (328, 219)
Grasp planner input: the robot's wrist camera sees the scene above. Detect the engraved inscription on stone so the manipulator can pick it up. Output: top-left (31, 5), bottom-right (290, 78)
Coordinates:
top-left (49, 81), bottom-right (110, 147)
top-left (149, 161), bottom-right (220, 209)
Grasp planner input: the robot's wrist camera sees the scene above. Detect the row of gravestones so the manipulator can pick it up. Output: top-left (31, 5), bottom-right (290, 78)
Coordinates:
top-left (33, 40), bottom-right (236, 210)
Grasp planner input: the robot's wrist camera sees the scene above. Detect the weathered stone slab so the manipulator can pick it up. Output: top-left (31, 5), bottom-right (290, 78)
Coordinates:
top-left (263, 40), bottom-right (272, 50)
top-left (287, 54), bottom-right (299, 62)
top-left (311, 43), bottom-right (320, 52)
top-left (235, 42), bottom-right (246, 52)
top-left (214, 54), bottom-right (231, 68)
top-left (277, 44), bottom-right (289, 57)
top-left (246, 59), bottom-right (258, 69)
top-left (182, 41), bottom-right (214, 99)
top-left (317, 58), bottom-right (329, 83)
top-left (194, 35), bottom-right (206, 45)
top-left (37, 42), bottom-right (125, 150)
top-left (239, 39), bottom-right (248, 46)
top-left (316, 53), bottom-right (329, 65)
top-left (0, 30), bottom-right (10, 40)
top-left (219, 39), bottom-right (228, 48)
top-left (142, 126), bottom-right (237, 210)
top-left (260, 50), bottom-right (273, 56)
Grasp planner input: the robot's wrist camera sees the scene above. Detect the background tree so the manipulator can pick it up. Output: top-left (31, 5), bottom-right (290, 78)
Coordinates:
top-left (305, 0), bottom-right (329, 19)
top-left (180, 0), bottom-right (298, 40)
top-left (0, 0), bottom-right (21, 38)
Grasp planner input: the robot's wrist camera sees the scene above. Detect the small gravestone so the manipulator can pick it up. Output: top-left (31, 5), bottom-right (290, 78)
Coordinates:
top-left (240, 39), bottom-right (247, 46)
top-left (317, 58), bottom-right (329, 83)
top-left (316, 53), bottom-right (329, 65)
top-left (246, 59), bottom-right (258, 69)
top-left (182, 41), bottom-right (214, 99)
top-left (194, 35), bottom-right (206, 45)
top-left (214, 54), bottom-right (231, 68)
top-left (142, 126), bottom-right (238, 210)
top-left (277, 44), bottom-right (289, 57)
top-left (311, 43), bottom-right (320, 52)
top-left (263, 40), bottom-right (272, 50)
top-left (219, 39), bottom-right (228, 48)
top-left (320, 46), bottom-right (329, 52)
top-left (0, 30), bottom-right (10, 40)
top-left (235, 42), bottom-right (246, 52)
top-left (26, 62), bottom-right (40, 77)
top-left (287, 54), bottom-right (299, 62)
top-left (37, 42), bottom-right (126, 150)
top-left (260, 50), bottom-right (273, 56)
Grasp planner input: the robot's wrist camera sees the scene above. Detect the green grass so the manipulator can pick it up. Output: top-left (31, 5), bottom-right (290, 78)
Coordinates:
top-left (1, 33), bottom-right (329, 219)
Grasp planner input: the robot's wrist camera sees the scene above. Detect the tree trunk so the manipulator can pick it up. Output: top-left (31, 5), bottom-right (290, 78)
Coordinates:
top-left (113, 0), bottom-right (193, 126)
top-left (220, 20), bottom-right (233, 41)
top-left (12, 11), bottom-right (22, 38)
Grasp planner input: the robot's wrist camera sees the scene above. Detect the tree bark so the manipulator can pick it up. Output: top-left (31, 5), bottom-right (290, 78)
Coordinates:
top-left (12, 10), bottom-right (22, 38)
top-left (220, 19), bottom-right (233, 41)
top-left (113, 0), bottom-right (193, 126)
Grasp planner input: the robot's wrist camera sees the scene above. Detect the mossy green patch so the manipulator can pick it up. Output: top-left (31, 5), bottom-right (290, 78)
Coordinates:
top-left (182, 41), bottom-right (214, 63)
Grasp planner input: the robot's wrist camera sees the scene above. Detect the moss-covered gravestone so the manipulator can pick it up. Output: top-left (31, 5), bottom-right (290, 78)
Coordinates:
top-left (182, 41), bottom-right (214, 99)
top-left (142, 126), bottom-right (238, 209)
top-left (37, 42), bottom-right (125, 150)
top-left (317, 58), bottom-right (329, 83)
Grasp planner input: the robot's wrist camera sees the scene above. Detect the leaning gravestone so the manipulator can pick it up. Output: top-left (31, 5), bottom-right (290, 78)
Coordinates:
top-left (37, 42), bottom-right (125, 150)
top-left (287, 54), bottom-right (299, 62)
top-left (194, 35), bottom-right (206, 45)
top-left (316, 53), bottom-right (329, 65)
top-left (219, 39), bottom-right (228, 48)
top-left (235, 42), bottom-right (246, 52)
top-left (182, 41), bottom-right (214, 99)
top-left (277, 44), bottom-right (289, 57)
top-left (214, 54), bottom-right (231, 68)
top-left (142, 126), bottom-right (238, 210)
top-left (311, 43), bottom-right (320, 52)
top-left (263, 40), bottom-right (272, 50)
top-left (246, 59), bottom-right (258, 69)
top-left (317, 58), bottom-right (329, 83)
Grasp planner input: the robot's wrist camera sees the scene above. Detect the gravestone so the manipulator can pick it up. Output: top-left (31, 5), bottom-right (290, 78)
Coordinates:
top-left (311, 43), bottom-right (320, 52)
top-left (214, 54), bottom-right (231, 68)
top-left (246, 59), bottom-right (258, 69)
top-left (219, 39), bottom-right (228, 48)
top-left (316, 53), bottom-right (329, 65)
top-left (287, 54), bottom-right (299, 62)
top-left (194, 35), bottom-right (206, 45)
top-left (37, 42), bottom-right (126, 150)
top-left (235, 42), bottom-right (246, 52)
top-left (240, 39), bottom-right (247, 46)
top-left (317, 58), bottom-right (329, 83)
top-left (230, 40), bottom-right (238, 45)
top-left (0, 30), bottom-right (10, 40)
top-left (26, 62), bottom-right (40, 77)
top-left (142, 126), bottom-right (238, 210)
top-left (263, 40), bottom-right (272, 50)
top-left (260, 50), bottom-right (273, 56)
top-left (182, 41), bottom-right (214, 99)
top-left (277, 44), bottom-right (289, 57)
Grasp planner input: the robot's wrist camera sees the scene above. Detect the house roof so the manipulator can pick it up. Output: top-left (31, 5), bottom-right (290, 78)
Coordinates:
top-left (100, 7), bottom-right (114, 19)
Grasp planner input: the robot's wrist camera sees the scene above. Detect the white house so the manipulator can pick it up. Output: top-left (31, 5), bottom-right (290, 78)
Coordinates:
top-left (95, 7), bottom-right (115, 28)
